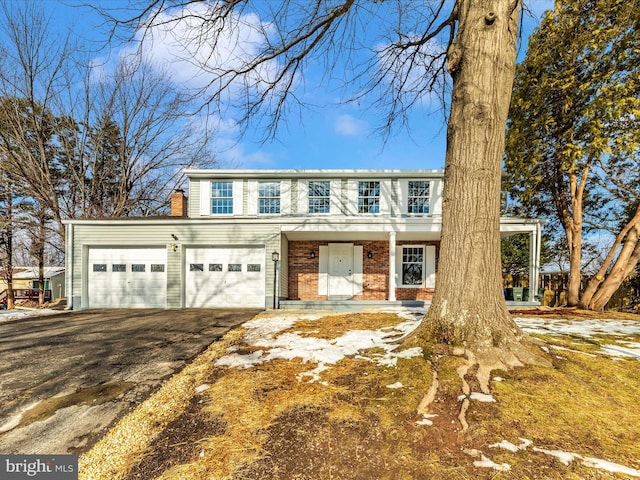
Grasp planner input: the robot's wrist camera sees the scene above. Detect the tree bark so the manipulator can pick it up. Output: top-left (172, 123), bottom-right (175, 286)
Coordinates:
top-left (413, 0), bottom-right (525, 354)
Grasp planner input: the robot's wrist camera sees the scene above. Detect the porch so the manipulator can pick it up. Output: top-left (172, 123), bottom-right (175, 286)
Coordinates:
top-left (0, 288), bottom-right (53, 307)
top-left (278, 299), bottom-right (539, 311)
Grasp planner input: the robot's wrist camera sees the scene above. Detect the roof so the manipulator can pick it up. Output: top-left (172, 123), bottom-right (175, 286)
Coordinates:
top-left (12, 267), bottom-right (65, 279)
top-left (184, 169), bottom-right (446, 179)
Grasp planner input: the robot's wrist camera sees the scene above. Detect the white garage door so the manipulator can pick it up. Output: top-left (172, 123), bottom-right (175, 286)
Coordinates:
top-left (185, 247), bottom-right (265, 308)
top-left (88, 248), bottom-right (167, 308)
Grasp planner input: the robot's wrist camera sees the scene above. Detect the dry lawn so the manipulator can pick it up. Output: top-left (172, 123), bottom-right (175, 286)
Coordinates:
top-left (80, 310), bottom-right (640, 480)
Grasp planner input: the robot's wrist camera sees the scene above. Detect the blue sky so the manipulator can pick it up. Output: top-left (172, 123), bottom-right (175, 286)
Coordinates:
top-left (42, 0), bottom-right (554, 171)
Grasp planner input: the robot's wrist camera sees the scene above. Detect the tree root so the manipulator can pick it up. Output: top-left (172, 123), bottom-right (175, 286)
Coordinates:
top-left (417, 367), bottom-right (439, 416)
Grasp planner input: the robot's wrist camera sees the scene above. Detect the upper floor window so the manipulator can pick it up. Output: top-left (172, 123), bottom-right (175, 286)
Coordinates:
top-left (408, 181), bottom-right (430, 214)
top-left (358, 181), bottom-right (380, 214)
top-left (212, 181), bottom-right (233, 214)
top-left (259, 181), bottom-right (281, 214)
top-left (308, 181), bottom-right (330, 214)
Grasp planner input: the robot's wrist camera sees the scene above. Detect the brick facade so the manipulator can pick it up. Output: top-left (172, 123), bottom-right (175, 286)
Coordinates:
top-left (287, 240), bottom-right (438, 301)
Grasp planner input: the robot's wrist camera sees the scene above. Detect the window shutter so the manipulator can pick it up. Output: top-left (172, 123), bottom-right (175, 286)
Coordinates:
top-left (330, 179), bottom-right (341, 214)
top-left (318, 246), bottom-right (328, 296)
top-left (425, 245), bottom-right (436, 288)
top-left (247, 181), bottom-right (258, 215)
top-left (353, 245), bottom-right (363, 295)
top-left (298, 180), bottom-right (309, 214)
top-left (281, 180), bottom-right (291, 215)
top-left (379, 179), bottom-right (391, 214)
top-left (199, 180), bottom-right (211, 216)
top-left (233, 180), bottom-right (244, 215)
top-left (347, 180), bottom-right (358, 215)
top-left (398, 179), bottom-right (408, 214)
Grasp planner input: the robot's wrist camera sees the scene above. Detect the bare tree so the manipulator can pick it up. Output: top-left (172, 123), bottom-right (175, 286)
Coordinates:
top-left (110, 0), bottom-right (548, 386)
top-left (0, 0), bottom-right (218, 251)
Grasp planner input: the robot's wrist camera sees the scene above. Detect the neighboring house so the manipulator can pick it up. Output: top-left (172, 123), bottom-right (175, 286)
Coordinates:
top-left (64, 170), bottom-right (544, 309)
top-left (0, 266), bottom-right (66, 304)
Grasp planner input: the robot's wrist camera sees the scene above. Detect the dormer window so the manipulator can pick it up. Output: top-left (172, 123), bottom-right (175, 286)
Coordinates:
top-left (408, 181), bottom-right (430, 214)
top-left (358, 181), bottom-right (380, 214)
top-left (259, 181), bottom-right (281, 214)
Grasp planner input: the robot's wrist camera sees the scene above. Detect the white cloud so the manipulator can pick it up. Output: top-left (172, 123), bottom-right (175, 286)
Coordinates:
top-left (334, 114), bottom-right (368, 137)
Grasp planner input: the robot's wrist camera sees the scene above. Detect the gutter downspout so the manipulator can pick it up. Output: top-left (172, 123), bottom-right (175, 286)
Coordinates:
top-left (65, 223), bottom-right (73, 310)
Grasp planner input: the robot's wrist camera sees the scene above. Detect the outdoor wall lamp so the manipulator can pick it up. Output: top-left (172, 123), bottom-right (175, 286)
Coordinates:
top-left (310, 251), bottom-right (315, 258)
top-left (169, 243), bottom-right (178, 252)
top-left (367, 251), bottom-right (373, 258)
top-left (272, 251), bottom-right (280, 309)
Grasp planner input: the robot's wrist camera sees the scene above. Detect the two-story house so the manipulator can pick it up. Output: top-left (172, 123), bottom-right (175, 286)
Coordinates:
top-left (64, 169), bottom-right (544, 309)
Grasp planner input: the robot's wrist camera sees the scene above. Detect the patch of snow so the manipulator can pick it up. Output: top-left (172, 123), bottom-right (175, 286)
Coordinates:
top-left (195, 384), bottom-right (210, 393)
top-left (533, 448), bottom-right (579, 466)
top-left (215, 313), bottom-right (422, 378)
top-left (297, 363), bottom-right (330, 383)
top-left (492, 376), bottom-right (505, 382)
top-left (515, 317), bottom-right (640, 338)
top-left (0, 308), bottom-right (60, 322)
top-left (600, 343), bottom-right (640, 359)
top-left (215, 350), bottom-right (265, 368)
top-left (490, 438), bottom-right (532, 452)
top-left (581, 456), bottom-right (640, 477)
top-left (533, 448), bottom-right (640, 476)
top-left (415, 414), bottom-right (437, 426)
top-left (458, 392), bottom-right (496, 403)
top-left (386, 382), bottom-right (404, 389)
top-left (473, 454), bottom-right (511, 471)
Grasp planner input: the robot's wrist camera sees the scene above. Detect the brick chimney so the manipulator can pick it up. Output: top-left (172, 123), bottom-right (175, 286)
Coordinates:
top-left (170, 189), bottom-right (188, 217)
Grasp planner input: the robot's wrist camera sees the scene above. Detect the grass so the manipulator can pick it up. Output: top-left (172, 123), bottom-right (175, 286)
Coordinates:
top-left (80, 311), bottom-right (640, 480)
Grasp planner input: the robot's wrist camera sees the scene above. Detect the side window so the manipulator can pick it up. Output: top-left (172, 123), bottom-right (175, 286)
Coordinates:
top-left (93, 264), bottom-right (107, 272)
top-left (112, 264), bottom-right (126, 272)
top-left (211, 181), bottom-right (233, 214)
top-left (308, 181), bottom-right (330, 214)
top-left (358, 181), bottom-right (380, 214)
top-left (190, 264), bottom-right (204, 272)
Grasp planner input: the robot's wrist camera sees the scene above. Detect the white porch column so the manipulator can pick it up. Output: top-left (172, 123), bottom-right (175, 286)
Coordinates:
top-left (529, 223), bottom-right (542, 300)
top-left (388, 231), bottom-right (397, 301)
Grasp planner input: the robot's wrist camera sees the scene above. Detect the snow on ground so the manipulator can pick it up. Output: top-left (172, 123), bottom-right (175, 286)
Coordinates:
top-left (515, 316), bottom-right (640, 360)
top-left (215, 312), bottom-right (423, 378)
top-left (483, 437), bottom-right (640, 477)
top-left (0, 308), bottom-right (60, 322)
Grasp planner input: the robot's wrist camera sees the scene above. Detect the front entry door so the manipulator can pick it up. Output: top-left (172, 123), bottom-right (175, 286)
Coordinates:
top-left (328, 243), bottom-right (354, 298)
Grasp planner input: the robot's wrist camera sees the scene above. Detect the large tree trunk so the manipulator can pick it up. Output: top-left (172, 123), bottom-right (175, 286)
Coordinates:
top-left (412, 0), bottom-right (530, 362)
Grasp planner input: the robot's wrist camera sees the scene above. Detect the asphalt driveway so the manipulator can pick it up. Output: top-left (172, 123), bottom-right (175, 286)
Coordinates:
top-left (0, 308), bottom-right (259, 454)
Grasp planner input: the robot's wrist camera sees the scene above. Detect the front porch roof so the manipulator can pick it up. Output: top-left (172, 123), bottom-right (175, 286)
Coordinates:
top-left (281, 216), bottom-right (543, 242)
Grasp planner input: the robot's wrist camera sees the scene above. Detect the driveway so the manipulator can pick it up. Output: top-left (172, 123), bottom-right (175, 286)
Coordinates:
top-left (0, 308), bottom-right (259, 454)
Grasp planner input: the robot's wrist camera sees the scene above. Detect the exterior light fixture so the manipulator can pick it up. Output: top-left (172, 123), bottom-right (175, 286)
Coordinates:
top-left (310, 251), bottom-right (315, 259)
top-left (367, 251), bottom-right (373, 258)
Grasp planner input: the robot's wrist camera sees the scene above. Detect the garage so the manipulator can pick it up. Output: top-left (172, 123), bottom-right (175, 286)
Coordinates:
top-left (87, 247), bottom-right (167, 308)
top-left (185, 247), bottom-right (265, 308)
